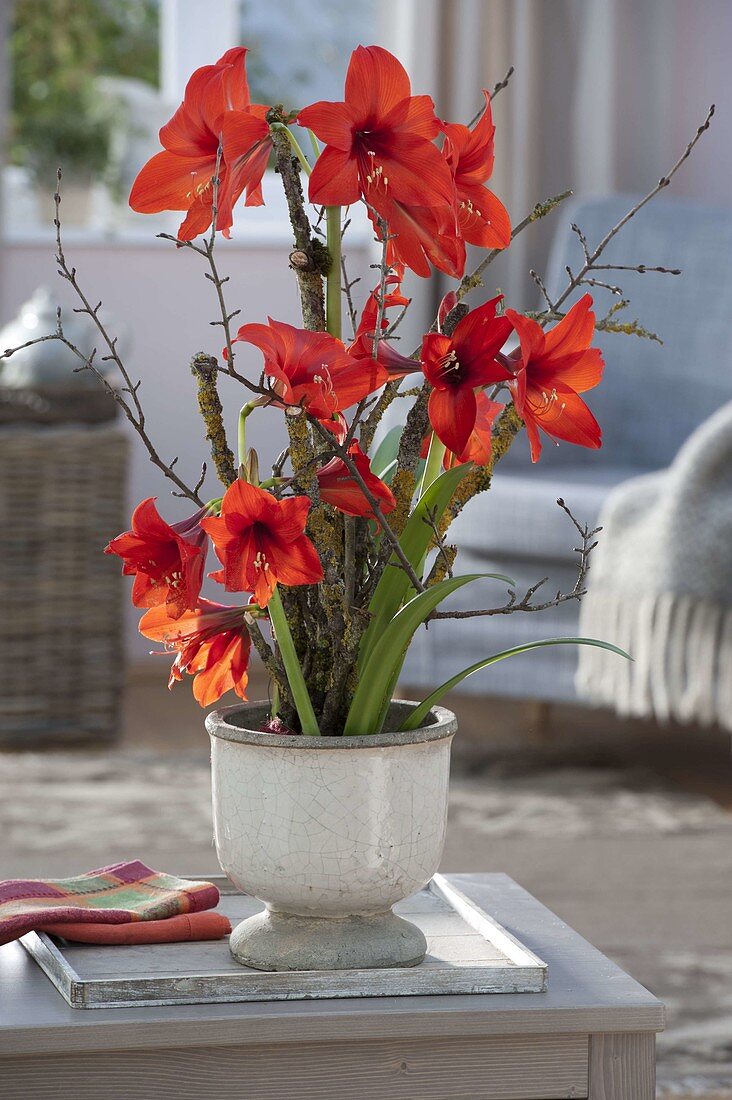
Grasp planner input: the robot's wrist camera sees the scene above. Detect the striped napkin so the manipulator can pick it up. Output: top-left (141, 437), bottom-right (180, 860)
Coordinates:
top-left (0, 860), bottom-right (222, 946)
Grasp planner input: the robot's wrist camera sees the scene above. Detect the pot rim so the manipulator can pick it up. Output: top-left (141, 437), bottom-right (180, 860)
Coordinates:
top-left (206, 698), bottom-right (457, 749)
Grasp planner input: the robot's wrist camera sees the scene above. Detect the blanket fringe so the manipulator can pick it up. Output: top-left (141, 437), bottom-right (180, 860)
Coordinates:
top-left (576, 591), bottom-right (732, 732)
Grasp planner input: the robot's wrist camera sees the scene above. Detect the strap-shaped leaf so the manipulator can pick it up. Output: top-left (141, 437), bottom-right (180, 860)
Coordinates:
top-left (346, 573), bottom-right (489, 735)
top-left (358, 463), bottom-right (507, 672)
top-left (399, 637), bottom-right (633, 731)
top-left (371, 425), bottom-right (404, 482)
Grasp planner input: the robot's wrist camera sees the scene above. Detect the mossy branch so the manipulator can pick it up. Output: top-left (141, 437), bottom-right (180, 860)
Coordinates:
top-left (190, 352), bottom-right (237, 488)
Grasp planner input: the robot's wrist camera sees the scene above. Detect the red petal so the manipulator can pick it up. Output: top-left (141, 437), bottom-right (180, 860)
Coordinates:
top-left (428, 384), bottom-right (476, 456)
top-left (395, 95), bottom-right (440, 140)
top-left (360, 133), bottom-right (455, 208)
top-left (268, 532), bottom-right (323, 589)
top-left (452, 298), bottom-right (512, 382)
top-left (542, 294), bottom-right (596, 359)
top-left (504, 309), bottom-right (546, 366)
top-left (273, 495), bottom-right (312, 543)
top-left (308, 145), bottom-right (360, 206)
top-left (376, 200), bottom-right (464, 279)
top-left (129, 151), bottom-right (214, 213)
top-left (420, 332), bottom-right (454, 387)
top-left (219, 111), bottom-right (271, 218)
top-left (344, 45), bottom-right (411, 125)
top-left (458, 185), bottom-right (511, 249)
top-left (297, 101), bottom-right (354, 150)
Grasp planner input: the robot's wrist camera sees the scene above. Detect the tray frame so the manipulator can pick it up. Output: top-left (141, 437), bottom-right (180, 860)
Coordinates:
top-left (20, 874), bottom-right (547, 1009)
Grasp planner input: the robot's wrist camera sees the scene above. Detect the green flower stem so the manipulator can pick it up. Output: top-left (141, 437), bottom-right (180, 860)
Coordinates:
top-left (326, 205), bottom-right (342, 340)
top-left (419, 431), bottom-right (446, 498)
top-left (277, 125), bottom-right (312, 177)
top-left (238, 403), bottom-right (255, 468)
top-left (307, 129), bottom-right (320, 160)
top-left (268, 586), bottom-right (320, 735)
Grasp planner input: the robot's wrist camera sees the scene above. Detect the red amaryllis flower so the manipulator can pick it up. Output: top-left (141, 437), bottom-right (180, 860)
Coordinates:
top-left (201, 480), bottom-right (323, 606)
top-left (129, 47), bottom-right (270, 241)
top-left (444, 392), bottom-right (503, 469)
top-left (370, 196), bottom-right (465, 280)
top-left (348, 272), bottom-right (416, 379)
top-left (505, 294), bottom-right (604, 462)
top-left (231, 318), bottom-right (387, 418)
top-left (317, 443), bottom-right (396, 519)
top-left (420, 392), bottom-right (502, 469)
top-left (105, 498), bottom-right (208, 619)
top-left (421, 295), bottom-right (512, 455)
top-left (140, 600), bottom-right (252, 707)
top-left (442, 91), bottom-right (511, 250)
top-left (298, 45), bottom-right (455, 215)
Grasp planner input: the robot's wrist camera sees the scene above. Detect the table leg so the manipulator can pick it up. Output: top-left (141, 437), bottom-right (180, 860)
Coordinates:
top-left (588, 1032), bottom-right (656, 1099)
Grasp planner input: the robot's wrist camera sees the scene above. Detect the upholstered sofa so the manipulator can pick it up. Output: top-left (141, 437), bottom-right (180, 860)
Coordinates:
top-left (402, 194), bottom-right (732, 701)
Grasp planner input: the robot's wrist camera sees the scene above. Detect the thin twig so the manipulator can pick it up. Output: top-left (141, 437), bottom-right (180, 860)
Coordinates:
top-left (430, 499), bottom-right (600, 620)
top-left (456, 190), bottom-right (574, 304)
top-left (467, 65), bottom-right (515, 127)
top-left (3, 171), bottom-right (205, 505)
top-left (548, 105), bottom-right (714, 318)
top-left (340, 253), bottom-right (360, 339)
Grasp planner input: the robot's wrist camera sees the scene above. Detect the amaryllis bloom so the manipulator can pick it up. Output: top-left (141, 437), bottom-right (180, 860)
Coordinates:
top-left (201, 480), bottom-right (323, 606)
top-left (231, 317), bottom-right (387, 418)
top-left (317, 444), bottom-right (396, 519)
top-left (105, 498), bottom-right (209, 619)
top-left (298, 45), bottom-right (455, 216)
top-left (505, 294), bottom-right (604, 462)
top-left (443, 392), bottom-right (503, 469)
top-left (442, 91), bottom-right (511, 250)
top-left (129, 47), bottom-right (270, 241)
top-left (348, 272), bottom-right (416, 378)
top-left (372, 196), bottom-right (465, 280)
top-left (140, 600), bottom-right (252, 707)
top-left (421, 295), bottom-right (512, 455)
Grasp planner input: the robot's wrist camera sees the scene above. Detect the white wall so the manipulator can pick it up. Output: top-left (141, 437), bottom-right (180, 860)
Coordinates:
top-left (1, 191), bottom-right (371, 659)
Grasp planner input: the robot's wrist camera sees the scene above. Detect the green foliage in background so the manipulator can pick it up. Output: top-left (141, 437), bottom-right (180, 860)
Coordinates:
top-left (10, 0), bottom-right (159, 184)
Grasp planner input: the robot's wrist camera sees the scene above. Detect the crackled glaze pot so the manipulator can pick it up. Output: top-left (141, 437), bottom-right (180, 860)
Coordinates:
top-left (206, 700), bottom-right (457, 972)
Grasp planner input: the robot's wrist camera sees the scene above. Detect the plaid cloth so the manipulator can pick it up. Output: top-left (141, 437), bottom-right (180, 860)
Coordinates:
top-left (0, 860), bottom-right (220, 946)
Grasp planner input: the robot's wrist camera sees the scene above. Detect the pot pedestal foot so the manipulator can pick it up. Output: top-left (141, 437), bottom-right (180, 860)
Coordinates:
top-left (229, 907), bottom-right (428, 971)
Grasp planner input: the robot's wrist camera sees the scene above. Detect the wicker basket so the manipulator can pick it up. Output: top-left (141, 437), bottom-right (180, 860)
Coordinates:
top-left (0, 423), bottom-right (128, 745)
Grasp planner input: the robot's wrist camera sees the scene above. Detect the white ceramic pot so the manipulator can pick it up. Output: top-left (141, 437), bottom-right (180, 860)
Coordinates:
top-left (206, 700), bottom-right (457, 972)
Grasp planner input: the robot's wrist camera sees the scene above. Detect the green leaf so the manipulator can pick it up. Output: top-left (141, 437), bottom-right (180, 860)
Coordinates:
top-left (268, 587), bottom-right (320, 735)
top-left (371, 425), bottom-right (404, 482)
top-left (346, 573), bottom-right (488, 736)
top-left (358, 463), bottom-right (506, 673)
top-left (399, 637), bottom-right (633, 732)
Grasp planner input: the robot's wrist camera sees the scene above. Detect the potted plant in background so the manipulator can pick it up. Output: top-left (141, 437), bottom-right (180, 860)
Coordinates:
top-left (8, 0), bottom-right (157, 226)
top-left (2, 43), bottom-right (710, 972)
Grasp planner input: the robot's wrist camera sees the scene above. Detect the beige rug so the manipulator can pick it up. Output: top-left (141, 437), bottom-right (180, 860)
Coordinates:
top-left (2, 748), bottom-right (731, 1098)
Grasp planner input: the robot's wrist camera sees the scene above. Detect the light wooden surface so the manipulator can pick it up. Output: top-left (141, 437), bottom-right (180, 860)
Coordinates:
top-left (0, 874), bottom-right (664, 1099)
top-left (589, 1032), bottom-right (656, 1100)
top-left (19, 875), bottom-right (547, 1008)
top-left (0, 1033), bottom-right (589, 1099)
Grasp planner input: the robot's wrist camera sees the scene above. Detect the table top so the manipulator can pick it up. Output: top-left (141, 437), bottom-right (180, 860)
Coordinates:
top-left (0, 873), bottom-right (664, 1057)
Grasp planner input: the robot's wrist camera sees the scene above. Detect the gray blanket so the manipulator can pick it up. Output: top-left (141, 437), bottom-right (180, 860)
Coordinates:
top-left (577, 401), bottom-right (732, 731)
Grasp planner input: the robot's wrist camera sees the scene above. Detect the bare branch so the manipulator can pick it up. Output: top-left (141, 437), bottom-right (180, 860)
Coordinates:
top-left (548, 105), bottom-right (714, 318)
top-left (457, 189), bottom-right (574, 304)
top-left (2, 171), bottom-right (206, 505)
top-left (430, 498), bottom-right (600, 621)
top-left (466, 65), bottom-right (515, 127)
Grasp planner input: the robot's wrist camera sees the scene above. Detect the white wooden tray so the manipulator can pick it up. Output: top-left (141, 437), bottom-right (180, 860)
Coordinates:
top-left (20, 873), bottom-right (547, 1009)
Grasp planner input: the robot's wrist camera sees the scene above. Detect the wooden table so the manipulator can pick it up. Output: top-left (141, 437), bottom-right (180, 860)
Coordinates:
top-left (0, 873), bottom-right (664, 1099)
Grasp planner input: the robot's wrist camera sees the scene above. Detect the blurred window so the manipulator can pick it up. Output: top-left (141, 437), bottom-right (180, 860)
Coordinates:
top-left (239, 0), bottom-right (377, 109)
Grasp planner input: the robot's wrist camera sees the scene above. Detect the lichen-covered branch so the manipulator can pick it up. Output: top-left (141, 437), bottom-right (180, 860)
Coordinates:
top-left (190, 352), bottom-right (237, 488)
top-left (268, 112), bottom-right (328, 333)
